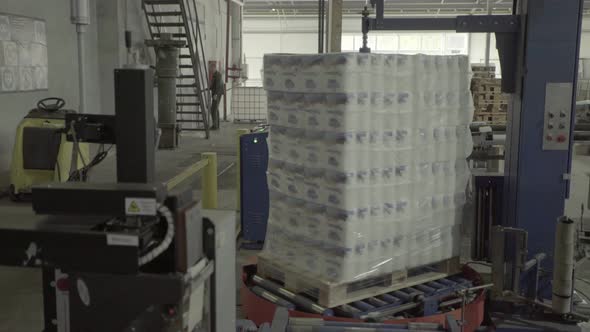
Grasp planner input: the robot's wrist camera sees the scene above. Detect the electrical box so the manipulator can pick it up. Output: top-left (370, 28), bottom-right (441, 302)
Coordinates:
top-left (240, 131), bottom-right (269, 247)
top-left (543, 82), bottom-right (574, 151)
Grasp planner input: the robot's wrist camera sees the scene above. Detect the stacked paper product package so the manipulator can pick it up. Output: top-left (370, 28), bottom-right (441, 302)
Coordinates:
top-left (261, 53), bottom-right (474, 284)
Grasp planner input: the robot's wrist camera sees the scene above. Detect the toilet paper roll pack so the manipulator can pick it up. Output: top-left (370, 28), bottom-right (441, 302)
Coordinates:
top-left (262, 53), bottom-right (473, 283)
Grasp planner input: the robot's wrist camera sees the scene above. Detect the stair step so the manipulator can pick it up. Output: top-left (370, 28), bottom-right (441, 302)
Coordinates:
top-left (177, 111), bottom-right (201, 114)
top-left (178, 75), bottom-right (195, 79)
top-left (146, 11), bottom-right (182, 16)
top-left (177, 102), bottom-right (200, 106)
top-left (144, 0), bottom-right (179, 5)
top-left (153, 33), bottom-right (187, 38)
top-left (179, 54), bottom-right (191, 59)
top-left (179, 65), bottom-right (193, 69)
top-left (150, 22), bottom-right (184, 27)
top-left (177, 84), bottom-right (196, 88)
top-left (177, 119), bottom-right (205, 123)
top-left (177, 93), bottom-right (199, 97)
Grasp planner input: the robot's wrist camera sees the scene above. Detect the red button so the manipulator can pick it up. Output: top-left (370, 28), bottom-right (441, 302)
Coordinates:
top-left (557, 135), bottom-right (566, 143)
top-left (56, 278), bottom-right (70, 291)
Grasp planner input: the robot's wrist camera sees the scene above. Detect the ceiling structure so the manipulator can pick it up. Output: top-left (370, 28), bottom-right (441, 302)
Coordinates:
top-left (243, 0), bottom-right (590, 17)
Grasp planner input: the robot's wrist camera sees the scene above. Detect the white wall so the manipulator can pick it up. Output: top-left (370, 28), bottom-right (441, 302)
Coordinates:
top-left (243, 17), bottom-right (472, 83)
top-left (0, 0), bottom-right (230, 185)
top-left (0, 0), bottom-right (101, 185)
top-left (244, 16), bottom-right (590, 83)
top-left (244, 32), bottom-right (316, 84)
top-left (199, 0), bottom-right (228, 64)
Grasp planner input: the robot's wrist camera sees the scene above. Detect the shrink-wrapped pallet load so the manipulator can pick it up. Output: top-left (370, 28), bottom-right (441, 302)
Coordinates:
top-left (261, 53), bottom-right (473, 283)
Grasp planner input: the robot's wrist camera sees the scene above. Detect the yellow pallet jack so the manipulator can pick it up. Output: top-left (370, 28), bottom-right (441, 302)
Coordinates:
top-left (9, 98), bottom-right (89, 201)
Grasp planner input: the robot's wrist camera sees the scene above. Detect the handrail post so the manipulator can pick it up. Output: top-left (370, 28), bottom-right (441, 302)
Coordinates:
top-left (236, 129), bottom-right (250, 211)
top-left (201, 152), bottom-right (218, 209)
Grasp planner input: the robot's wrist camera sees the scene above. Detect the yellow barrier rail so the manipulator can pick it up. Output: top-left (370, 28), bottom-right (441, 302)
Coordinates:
top-left (166, 152), bottom-right (218, 209)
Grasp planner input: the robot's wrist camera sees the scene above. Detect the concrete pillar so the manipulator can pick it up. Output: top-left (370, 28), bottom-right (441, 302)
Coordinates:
top-left (326, 0), bottom-right (343, 53)
top-left (146, 33), bottom-right (185, 149)
top-left (231, 3), bottom-right (242, 68)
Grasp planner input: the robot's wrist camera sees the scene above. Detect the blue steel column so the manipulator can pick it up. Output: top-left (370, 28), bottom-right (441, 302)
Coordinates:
top-left (503, 0), bottom-right (583, 277)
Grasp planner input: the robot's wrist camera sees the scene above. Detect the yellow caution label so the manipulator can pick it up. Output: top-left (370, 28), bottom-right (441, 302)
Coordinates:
top-left (127, 201), bottom-right (141, 214)
top-left (124, 197), bottom-right (157, 216)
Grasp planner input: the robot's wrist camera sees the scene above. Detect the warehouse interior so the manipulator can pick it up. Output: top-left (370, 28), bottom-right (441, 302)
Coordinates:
top-left (2, 0), bottom-right (590, 331)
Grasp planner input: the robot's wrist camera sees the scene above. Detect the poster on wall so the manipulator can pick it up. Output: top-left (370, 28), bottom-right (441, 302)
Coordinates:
top-left (0, 13), bottom-right (48, 93)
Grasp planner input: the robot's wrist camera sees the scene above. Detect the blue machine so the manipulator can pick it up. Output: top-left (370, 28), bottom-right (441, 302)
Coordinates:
top-left (359, 0), bottom-right (585, 330)
top-left (362, 0), bottom-right (582, 292)
top-left (240, 130), bottom-right (269, 249)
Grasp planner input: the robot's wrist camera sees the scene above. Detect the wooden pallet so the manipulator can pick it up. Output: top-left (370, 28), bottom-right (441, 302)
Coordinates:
top-left (475, 103), bottom-right (508, 113)
top-left (472, 81), bottom-right (503, 93)
top-left (472, 77), bottom-right (501, 85)
top-left (257, 254), bottom-right (461, 308)
top-left (475, 111), bottom-right (506, 116)
top-left (474, 103), bottom-right (508, 111)
top-left (472, 72), bottom-right (495, 79)
top-left (471, 64), bottom-right (496, 72)
top-left (474, 113), bottom-right (507, 124)
top-left (473, 86), bottom-right (502, 93)
top-left (473, 93), bottom-right (508, 103)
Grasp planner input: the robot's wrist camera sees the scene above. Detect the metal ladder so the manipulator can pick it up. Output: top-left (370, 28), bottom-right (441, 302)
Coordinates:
top-left (142, 0), bottom-right (211, 138)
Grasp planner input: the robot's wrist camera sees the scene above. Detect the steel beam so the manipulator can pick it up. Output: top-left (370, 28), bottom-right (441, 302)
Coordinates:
top-left (366, 15), bottom-right (519, 32)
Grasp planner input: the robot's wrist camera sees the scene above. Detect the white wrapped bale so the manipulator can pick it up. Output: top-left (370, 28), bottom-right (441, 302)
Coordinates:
top-left (262, 53), bottom-right (473, 283)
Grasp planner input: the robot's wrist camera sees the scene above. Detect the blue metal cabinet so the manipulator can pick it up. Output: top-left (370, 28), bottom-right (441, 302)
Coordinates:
top-left (240, 132), bottom-right (269, 249)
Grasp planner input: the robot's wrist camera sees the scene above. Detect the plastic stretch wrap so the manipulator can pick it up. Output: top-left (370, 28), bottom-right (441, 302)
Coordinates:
top-left (261, 53), bottom-right (473, 283)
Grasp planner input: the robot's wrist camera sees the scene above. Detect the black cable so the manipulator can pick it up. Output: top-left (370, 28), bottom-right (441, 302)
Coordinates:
top-left (68, 144), bottom-right (113, 182)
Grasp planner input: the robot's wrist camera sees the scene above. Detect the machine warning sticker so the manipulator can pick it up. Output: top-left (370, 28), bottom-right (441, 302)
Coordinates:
top-left (125, 197), bottom-right (157, 216)
top-left (106, 234), bottom-right (139, 247)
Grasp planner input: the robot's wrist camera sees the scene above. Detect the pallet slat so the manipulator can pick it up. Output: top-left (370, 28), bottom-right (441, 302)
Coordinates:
top-left (257, 254), bottom-right (461, 308)
top-left (471, 64), bottom-right (496, 72)
top-left (474, 113), bottom-right (507, 124)
top-left (474, 104), bottom-right (508, 113)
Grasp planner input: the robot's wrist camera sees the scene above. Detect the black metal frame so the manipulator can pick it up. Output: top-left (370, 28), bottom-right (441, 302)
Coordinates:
top-left (32, 182), bottom-right (164, 216)
top-left (360, 0), bottom-right (521, 93)
top-left (0, 68), bottom-right (216, 332)
top-left (65, 113), bottom-right (117, 144)
top-left (114, 69), bottom-right (157, 183)
top-left (31, 189), bottom-right (213, 332)
top-left (0, 216), bottom-right (140, 274)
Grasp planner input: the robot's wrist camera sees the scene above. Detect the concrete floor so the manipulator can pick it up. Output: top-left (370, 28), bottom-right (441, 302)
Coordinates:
top-left (2, 127), bottom-right (590, 331)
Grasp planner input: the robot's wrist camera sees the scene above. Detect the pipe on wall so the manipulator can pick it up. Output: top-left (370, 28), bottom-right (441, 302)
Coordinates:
top-left (224, 0), bottom-right (231, 122)
top-left (318, 0), bottom-right (325, 53)
top-left (484, 0), bottom-right (491, 66)
top-left (71, 0), bottom-right (90, 113)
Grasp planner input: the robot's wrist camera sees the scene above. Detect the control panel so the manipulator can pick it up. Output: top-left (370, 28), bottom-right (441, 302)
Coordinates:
top-left (543, 83), bottom-right (573, 151)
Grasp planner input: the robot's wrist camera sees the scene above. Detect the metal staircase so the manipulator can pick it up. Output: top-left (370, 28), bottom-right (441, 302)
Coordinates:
top-left (142, 0), bottom-right (211, 138)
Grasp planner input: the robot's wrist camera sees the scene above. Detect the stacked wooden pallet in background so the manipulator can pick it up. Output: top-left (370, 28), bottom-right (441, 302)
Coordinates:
top-left (471, 64), bottom-right (508, 124)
